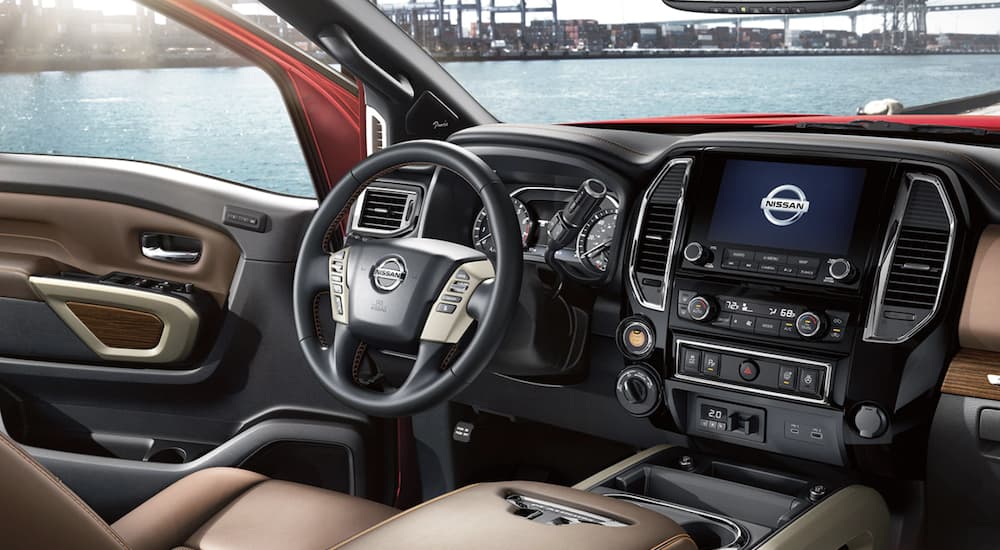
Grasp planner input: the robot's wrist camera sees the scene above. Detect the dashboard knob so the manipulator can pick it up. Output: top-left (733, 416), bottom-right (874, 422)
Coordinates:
top-left (615, 365), bottom-right (661, 417)
top-left (687, 295), bottom-right (718, 322)
top-left (828, 258), bottom-right (855, 282)
top-left (795, 311), bottom-right (828, 339)
top-left (683, 242), bottom-right (712, 265)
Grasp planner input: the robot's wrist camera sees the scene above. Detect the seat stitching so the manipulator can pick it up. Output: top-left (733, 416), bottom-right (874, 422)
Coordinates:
top-left (0, 434), bottom-right (130, 549)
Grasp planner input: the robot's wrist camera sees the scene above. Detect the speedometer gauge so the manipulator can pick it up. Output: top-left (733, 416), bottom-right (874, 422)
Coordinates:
top-left (472, 198), bottom-right (534, 255)
top-left (576, 209), bottom-right (618, 273)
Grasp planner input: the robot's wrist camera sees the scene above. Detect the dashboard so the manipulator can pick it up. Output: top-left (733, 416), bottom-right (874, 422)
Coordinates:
top-left (348, 123), bottom-right (1000, 478)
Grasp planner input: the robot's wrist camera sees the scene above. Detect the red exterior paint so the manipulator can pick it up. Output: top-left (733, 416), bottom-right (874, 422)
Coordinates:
top-left (165, 1), bottom-right (364, 191)
top-left (576, 113), bottom-right (1000, 132)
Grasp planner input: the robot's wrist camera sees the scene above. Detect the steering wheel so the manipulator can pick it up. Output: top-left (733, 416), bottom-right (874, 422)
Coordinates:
top-left (293, 140), bottom-right (523, 417)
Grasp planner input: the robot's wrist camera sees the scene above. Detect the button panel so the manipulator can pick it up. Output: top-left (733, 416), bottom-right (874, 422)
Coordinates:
top-left (675, 338), bottom-right (831, 403)
top-left (681, 243), bottom-right (860, 289)
top-left (691, 397), bottom-right (766, 443)
top-left (329, 248), bottom-right (350, 324)
top-left (719, 249), bottom-right (821, 280)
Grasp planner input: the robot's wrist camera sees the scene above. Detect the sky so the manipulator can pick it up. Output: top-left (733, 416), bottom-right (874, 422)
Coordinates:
top-left (49, 0), bottom-right (1000, 35)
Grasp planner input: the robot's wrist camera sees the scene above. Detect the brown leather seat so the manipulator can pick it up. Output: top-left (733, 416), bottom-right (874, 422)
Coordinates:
top-left (0, 432), bottom-right (397, 550)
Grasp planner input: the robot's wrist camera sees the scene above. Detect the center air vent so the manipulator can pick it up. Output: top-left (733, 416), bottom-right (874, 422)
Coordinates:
top-left (352, 185), bottom-right (419, 236)
top-left (866, 172), bottom-right (954, 343)
top-left (629, 158), bottom-right (692, 311)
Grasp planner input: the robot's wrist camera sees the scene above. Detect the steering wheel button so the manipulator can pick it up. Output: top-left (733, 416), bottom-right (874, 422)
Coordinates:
top-left (449, 282), bottom-right (469, 293)
top-left (331, 262), bottom-right (344, 273)
top-left (332, 250), bottom-right (346, 260)
top-left (334, 295), bottom-right (344, 315)
top-left (442, 294), bottom-right (462, 303)
top-left (331, 274), bottom-right (343, 283)
top-left (454, 270), bottom-right (470, 281)
top-left (332, 284), bottom-right (343, 294)
top-left (436, 303), bottom-right (457, 314)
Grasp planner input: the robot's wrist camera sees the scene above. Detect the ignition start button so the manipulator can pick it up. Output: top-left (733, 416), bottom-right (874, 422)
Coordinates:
top-left (617, 316), bottom-right (655, 359)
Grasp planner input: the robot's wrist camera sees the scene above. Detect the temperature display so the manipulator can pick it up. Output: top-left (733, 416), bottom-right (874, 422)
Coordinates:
top-left (720, 297), bottom-right (800, 320)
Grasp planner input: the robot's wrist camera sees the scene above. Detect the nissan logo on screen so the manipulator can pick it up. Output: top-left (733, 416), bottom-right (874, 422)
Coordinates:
top-left (760, 185), bottom-right (810, 227)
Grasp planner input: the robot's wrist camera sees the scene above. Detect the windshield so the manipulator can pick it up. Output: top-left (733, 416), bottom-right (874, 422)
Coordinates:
top-left (379, 0), bottom-right (1000, 122)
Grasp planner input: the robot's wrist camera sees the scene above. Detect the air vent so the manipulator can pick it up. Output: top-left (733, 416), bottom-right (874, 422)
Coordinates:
top-left (366, 106), bottom-right (387, 156)
top-left (370, 116), bottom-right (385, 154)
top-left (352, 186), bottom-right (418, 236)
top-left (629, 158), bottom-right (691, 311)
top-left (866, 173), bottom-right (954, 343)
top-left (883, 226), bottom-right (949, 308)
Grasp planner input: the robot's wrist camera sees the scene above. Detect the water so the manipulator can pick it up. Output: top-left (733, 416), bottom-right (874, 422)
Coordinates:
top-left (0, 67), bottom-right (314, 196)
top-left (1, 55), bottom-right (998, 197)
top-left (444, 54), bottom-right (1000, 123)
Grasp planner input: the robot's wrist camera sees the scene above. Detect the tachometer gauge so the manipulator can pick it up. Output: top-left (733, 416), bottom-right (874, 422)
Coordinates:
top-left (472, 198), bottom-right (534, 255)
top-left (576, 209), bottom-right (618, 273)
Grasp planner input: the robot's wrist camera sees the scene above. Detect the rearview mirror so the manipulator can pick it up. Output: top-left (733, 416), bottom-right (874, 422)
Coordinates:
top-left (662, 0), bottom-right (864, 14)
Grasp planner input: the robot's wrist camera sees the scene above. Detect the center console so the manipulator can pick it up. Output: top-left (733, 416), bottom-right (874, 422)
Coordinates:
top-left (620, 146), bottom-right (957, 467)
top-left (575, 445), bottom-right (890, 550)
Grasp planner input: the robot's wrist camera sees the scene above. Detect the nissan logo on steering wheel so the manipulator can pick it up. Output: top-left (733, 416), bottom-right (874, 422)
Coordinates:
top-left (371, 257), bottom-right (407, 292)
top-left (760, 184), bottom-right (810, 227)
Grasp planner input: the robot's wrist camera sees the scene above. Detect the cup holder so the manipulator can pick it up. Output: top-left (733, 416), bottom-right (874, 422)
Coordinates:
top-left (682, 520), bottom-right (741, 550)
top-left (146, 447), bottom-right (187, 464)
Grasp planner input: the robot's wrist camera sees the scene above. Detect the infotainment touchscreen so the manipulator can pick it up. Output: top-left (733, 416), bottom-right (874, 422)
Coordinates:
top-left (706, 159), bottom-right (866, 256)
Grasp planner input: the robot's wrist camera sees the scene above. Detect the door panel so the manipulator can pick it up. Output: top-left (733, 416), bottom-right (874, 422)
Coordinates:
top-left (0, 154), bottom-right (380, 521)
top-left (0, 191), bottom-right (241, 305)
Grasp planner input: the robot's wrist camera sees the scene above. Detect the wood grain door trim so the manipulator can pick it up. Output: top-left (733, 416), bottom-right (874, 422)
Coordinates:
top-left (65, 302), bottom-right (164, 350)
top-left (942, 349), bottom-right (1000, 401)
top-left (29, 276), bottom-right (199, 364)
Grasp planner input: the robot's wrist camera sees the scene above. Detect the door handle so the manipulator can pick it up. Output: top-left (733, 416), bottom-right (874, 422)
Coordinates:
top-left (141, 233), bottom-right (202, 264)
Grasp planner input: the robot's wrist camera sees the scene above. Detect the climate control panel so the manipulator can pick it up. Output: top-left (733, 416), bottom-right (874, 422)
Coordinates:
top-left (677, 290), bottom-right (849, 344)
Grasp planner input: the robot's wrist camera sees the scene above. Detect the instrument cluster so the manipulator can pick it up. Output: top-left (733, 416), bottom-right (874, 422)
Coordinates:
top-left (471, 188), bottom-right (619, 275)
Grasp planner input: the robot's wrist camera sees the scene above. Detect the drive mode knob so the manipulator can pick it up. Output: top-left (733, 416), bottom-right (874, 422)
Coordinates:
top-left (687, 296), bottom-right (717, 322)
top-left (795, 311), bottom-right (827, 339)
top-left (615, 365), bottom-right (661, 417)
top-left (828, 258), bottom-right (855, 282)
top-left (683, 242), bottom-right (712, 265)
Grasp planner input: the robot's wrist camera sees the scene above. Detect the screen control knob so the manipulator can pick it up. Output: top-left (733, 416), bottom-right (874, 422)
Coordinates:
top-left (828, 258), bottom-right (855, 282)
top-left (615, 365), bottom-right (661, 417)
top-left (795, 311), bottom-right (827, 339)
top-left (683, 242), bottom-right (712, 265)
top-left (687, 296), bottom-right (717, 322)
